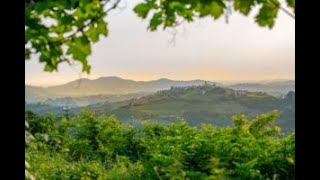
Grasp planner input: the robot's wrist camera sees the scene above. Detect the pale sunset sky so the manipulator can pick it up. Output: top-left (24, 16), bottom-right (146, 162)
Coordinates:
top-left (25, 0), bottom-right (295, 87)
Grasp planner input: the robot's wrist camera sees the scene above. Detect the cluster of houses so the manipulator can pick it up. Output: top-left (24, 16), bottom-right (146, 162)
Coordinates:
top-left (155, 81), bottom-right (217, 94)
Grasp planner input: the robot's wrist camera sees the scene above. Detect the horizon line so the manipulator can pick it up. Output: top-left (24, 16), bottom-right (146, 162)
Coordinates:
top-left (25, 76), bottom-right (295, 88)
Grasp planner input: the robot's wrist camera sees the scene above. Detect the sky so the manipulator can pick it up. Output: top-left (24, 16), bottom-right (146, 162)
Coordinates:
top-left (25, 0), bottom-right (295, 87)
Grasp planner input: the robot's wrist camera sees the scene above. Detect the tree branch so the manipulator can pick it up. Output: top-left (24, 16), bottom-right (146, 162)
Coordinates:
top-left (270, 0), bottom-right (295, 19)
top-left (63, 0), bottom-right (121, 42)
top-left (105, 0), bottom-right (122, 13)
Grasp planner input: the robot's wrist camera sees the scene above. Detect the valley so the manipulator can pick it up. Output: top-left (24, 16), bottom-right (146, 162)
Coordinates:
top-left (25, 77), bottom-right (295, 132)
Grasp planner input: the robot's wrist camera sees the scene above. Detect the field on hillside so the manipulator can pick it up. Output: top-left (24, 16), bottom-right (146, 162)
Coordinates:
top-left (85, 85), bottom-right (295, 132)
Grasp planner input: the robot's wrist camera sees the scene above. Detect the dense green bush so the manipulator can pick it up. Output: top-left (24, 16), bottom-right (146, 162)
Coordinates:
top-left (25, 110), bottom-right (294, 179)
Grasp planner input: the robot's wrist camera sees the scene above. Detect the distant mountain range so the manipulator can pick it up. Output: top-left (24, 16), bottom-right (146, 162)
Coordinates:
top-left (25, 76), bottom-right (216, 103)
top-left (26, 84), bottom-right (295, 132)
top-left (25, 76), bottom-right (294, 107)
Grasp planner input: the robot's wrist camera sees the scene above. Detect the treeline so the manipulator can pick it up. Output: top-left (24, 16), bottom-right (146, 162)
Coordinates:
top-left (25, 110), bottom-right (294, 179)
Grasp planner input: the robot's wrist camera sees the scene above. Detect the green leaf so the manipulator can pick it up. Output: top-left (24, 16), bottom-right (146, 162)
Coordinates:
top-left (39, 51), bottom-right (50, 63)
top-left (255, 2), bottom-right (279, 29)
top-left (134, 3), bottom-right (152, 19)
top-left (169, 2), bottom-right (194, 21)
top-left (34, 2), bottom-right (50, 13)
top-left (25, 49), bottom-right (31, 59)
top-left (286, 0), bottom-right (295, 8)
top-left (59, 14), bottom-right (74, 26)
top-left (44, 64), bottom-right (54, 72)
top-left (85, 19), bottom-right (108, 42)
top-left (97, 19), bottom-right (108, 36)
top-left (210, 1), bottom-right (225, 19)
top-left (164, 16), bottom-right (175, 28)
top-left (234, 0), bottom-right (255, 16)
top-left (66, 36), bottom-right (91, 72)
top-left (85, 25), bottom-right (100, 42)
top-left (82, 63), bottom-right (91, 73)
top-left (149, 12), bottom-right (163, 31)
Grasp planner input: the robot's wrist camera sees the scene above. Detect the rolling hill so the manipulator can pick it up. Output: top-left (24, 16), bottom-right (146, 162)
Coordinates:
top-left (25, 77), bottom-right (294, 104)
top-left (87, 84), bottom-right (295, 132)
top-left (224, 80), bottom-right (295, 97)
top-left (25, 78), bottom-right (294, 132)
top-left (25, 76), bottom-right (214, 102)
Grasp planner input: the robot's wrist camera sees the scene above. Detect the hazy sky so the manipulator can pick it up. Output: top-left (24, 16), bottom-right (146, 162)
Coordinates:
top-left (25, 0), bottom-right (295, 86)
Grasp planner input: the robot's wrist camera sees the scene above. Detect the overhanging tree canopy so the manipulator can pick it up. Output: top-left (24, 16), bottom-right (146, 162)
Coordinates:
top-left (25, 0), bottom-right (295, 73)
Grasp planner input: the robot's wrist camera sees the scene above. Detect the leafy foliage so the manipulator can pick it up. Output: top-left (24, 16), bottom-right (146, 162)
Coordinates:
top-left (25, 0), bottom-right (294, 73)
top-left (25, 0), bottom-right (109, 73)
top-left (286, 0), bottom-right (295, 8)
top-left (255, 1), bottom-right (279, 28)
top-left (234, 0), bottom-right (255, 16)
top-left (133, 0), bottom-right (294, 31)
top-left (25, 121), bottom-right (35, 180)
top-left (26, 110), bottom-right (295, 179)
